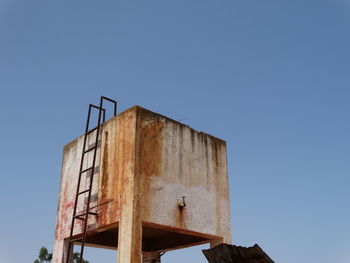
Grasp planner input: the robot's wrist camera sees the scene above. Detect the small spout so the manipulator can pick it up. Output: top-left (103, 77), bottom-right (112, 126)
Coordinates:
top-left (178, 196), bottom-right (186, 208)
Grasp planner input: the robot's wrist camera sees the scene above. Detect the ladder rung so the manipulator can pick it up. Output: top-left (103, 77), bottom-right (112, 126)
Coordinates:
top-left (80, 167), bottom-right (93, 174)
top-left (66, 98), bottom-right (117, 263)
top-left (88, 212), bottom-right (99, 216)
top-left (86, 126), bottom-right (98, 135)
top-left (77, 189), bottom-right (90, 195)
top-left (83, 145), bottom-right (96, 154)
top-left (74, 213), bottom-right (85, 219)
top-left (74, 211), bottom-right (99, 219)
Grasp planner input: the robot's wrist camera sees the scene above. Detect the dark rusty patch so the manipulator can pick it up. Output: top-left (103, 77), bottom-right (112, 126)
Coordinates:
top-left (177, 206), bottom-right (186, 229)
top-left (190, 128), bottom-right (195, 152)
top-left (211, 138), bottom-right (230, 236)
top-left (178, 125), bottom-right (184, 180)
top-left (204, 136), bottom-right (210, 188)
top-left (141, 119), bottom-right (164, 177)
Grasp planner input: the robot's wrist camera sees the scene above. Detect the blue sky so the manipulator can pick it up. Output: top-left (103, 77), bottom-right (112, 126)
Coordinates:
top-left (0, 0), bottom-right (349, 262)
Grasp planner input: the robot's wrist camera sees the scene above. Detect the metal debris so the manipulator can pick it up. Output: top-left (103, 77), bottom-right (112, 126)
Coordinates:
top-left (202, 243), bottom-right (274, 263)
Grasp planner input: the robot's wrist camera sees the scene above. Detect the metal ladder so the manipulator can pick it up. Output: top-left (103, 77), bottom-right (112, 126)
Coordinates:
top-left (66, 96), bottom-right (117, 263)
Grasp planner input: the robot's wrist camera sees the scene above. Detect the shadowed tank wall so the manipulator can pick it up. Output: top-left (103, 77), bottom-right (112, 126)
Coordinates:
top-left (53, 109), bottom-right (137, 263)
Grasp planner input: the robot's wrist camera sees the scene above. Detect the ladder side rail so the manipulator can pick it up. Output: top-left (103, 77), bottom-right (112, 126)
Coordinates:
top-left (101, 96), bottom-right (117, 116)
top-left (65, 105), bottom-right (90, 262)
top-left (66, 103), bottom-right (104, 263)
top-left (66, 104), bottom-right (94, 262)
top-left (78, 98), bottom-right (104, 263)
top-left (66, 97), bottom-right (117, 263)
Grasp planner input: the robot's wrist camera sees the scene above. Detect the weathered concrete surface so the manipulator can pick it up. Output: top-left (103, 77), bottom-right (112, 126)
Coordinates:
top-left (202, 244), bottom-right (275, 263)
top-left (136, 107), bottom-right (231, 244)
top-left (53, 106), bottom-right (232, 263)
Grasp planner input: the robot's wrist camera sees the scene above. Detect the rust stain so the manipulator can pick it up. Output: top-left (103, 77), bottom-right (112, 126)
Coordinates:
top-left (190, 128), bottom-right (195, 152)
top-left (113, 112), bottom-right (136, 225)
top-left (116, 112), bottom-right (135, 210)
top-left (56, 176), bottom-right (75, 241)
top-left (96, 109), bottom-right (136, 228)
top-left (141, 120), bottom-right (163, 177)
top-left (136, 108), bottom-right (165, 220)
top-left (176, 206), bottom-right (186, 229)
top-left (98, 130), bottom-right (110, 225)
top-left (211, 138), bottom-right (228, 237)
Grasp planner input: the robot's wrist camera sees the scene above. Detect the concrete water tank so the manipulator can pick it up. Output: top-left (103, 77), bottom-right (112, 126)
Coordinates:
top-left (53, 106), bottom-right (232, 263)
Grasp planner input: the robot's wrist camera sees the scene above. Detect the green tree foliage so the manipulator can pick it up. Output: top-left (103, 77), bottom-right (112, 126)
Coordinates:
top-left (72, 252), bottom-right (89, 263)
top-left (33, 247), bottom-right (89, 263)
top-left (33, 247), bottom-right (52, 263)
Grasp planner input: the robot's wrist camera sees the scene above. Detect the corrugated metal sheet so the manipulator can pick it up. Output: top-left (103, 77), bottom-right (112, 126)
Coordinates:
top-left (202, 244), bottom-right (274, 263)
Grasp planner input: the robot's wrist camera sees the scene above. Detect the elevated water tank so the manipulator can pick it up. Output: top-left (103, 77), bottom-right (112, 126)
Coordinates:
top-left (53, 106), bottom-right (232, 263)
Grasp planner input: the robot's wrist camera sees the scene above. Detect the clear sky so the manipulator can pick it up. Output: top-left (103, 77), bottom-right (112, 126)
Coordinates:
top-left (0, 0), bottom-right (349, 262)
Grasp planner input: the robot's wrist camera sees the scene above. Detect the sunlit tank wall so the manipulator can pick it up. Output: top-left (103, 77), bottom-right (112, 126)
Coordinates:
top-left (136, 107), bottom-right (231, 242)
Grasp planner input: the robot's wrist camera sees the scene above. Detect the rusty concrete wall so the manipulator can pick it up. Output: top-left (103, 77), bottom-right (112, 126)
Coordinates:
top-left (53, 108), bottom-right (138, 263)
top-left (136, 107), bottom-right (231, 244)
top-left (98, 108), bottom-right (137, 228)
top-left (52, 131), bottom-right (101, 263)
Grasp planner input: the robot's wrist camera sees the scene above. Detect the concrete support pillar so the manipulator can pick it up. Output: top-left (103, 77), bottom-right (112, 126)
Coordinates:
top-left (142, 252), bottom-right (161, 263)
top-left (116, 187), bottom-right (142, 263)
top-left (116, 112), bottom-right (142, 263)
top-left (52, 240), bottom-right (71, 263)
top-left (210, 237), bottom-right (224, 248)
